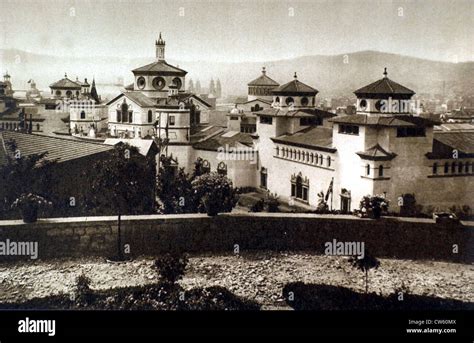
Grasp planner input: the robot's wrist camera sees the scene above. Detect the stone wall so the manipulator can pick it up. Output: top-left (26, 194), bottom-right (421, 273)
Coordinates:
top-left (0, 213), bottom-right (472, 262)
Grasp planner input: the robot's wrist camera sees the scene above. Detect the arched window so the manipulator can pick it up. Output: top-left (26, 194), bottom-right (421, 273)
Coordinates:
top-left (451, 162), bottom-right (456, 173)
top-left (366, 164), bottom-right (370, 176)
top-left (465, 162), bottom-right (470, 173)
top-left (444, 162), bottom-right (449, 173)
top-left (36, 123), bottom-right (40, 131)
top-left (315, 154), bottom-right (318, 165)
top-left (275, 97), bottom-right (280, 104)
top-left (378, 165), bottom-right (384, 177)
top-left (202, 160), bottom-right (210, 173)
top-left (285, 97), bottom-right (294, 106)
top-left (66, 90), bottom-right (72, 98)
top-left (275, 146), bottom-right (280, 156)
top-left (297, 150), bottom-right (301, 160)
top-left (291, 173), bottom-right (309, 201)
top-left (301, 97), bottom-right (309, 106)
top-left (327, 156), bottom-right (331, 167)
top-left (432, 162), bottom-right (438, 175)
top-left (121, 102), bottom-right (129, 123)
top-left (55, 90), bottom-right (61, 97)
top-left (458, 162), bottom-right (463, 173)
top-left (148, 110), bottom-right (153, 123)
top-left (80, 111), bottom-right (86, 119)
top-left (310, 153), bottom-right (314, 164)
top-left (319, 154), bottom-right (323, 165)
top-left (260, 167), bottom-right (267, 189)
top-left (217, 162), bottom-right (227, 176)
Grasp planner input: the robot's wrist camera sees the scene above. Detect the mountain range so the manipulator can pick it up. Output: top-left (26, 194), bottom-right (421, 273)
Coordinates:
top-left (1, 49), bottom-right (473, 99)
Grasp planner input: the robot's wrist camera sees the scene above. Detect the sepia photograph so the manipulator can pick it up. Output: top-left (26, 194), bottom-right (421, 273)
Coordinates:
top-left (0, 0), bottom-right (473, 338)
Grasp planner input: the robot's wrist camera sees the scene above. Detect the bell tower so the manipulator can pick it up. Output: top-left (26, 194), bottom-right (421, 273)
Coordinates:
top-left (155, 33), bottom-right (165, 61)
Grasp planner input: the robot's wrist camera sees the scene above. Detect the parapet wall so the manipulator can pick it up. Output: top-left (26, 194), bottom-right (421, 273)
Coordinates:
top-left (0, 214), bottom-right (472, 262)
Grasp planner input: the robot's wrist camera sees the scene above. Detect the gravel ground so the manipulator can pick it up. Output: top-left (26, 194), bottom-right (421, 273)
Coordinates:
top-left (0, 252), bottom-right (472, 308)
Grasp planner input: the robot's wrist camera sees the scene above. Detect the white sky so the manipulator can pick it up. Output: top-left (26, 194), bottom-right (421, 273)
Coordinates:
top-left (1, 0), bottom-right (473, 63)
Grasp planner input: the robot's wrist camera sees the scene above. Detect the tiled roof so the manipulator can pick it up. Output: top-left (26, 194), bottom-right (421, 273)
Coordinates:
top-left (236, 98), bottom-right (272, 105)
top-left (431, 131), bottom-right (474, 157)
top-left (272, 78), bottom-right (318, 95)
top-left (169, 93), bottom-right (212, 108)
top-left (256, 107), bottom-right (336, 119)
top-left (0, 131), bottom-right (114, 167)
top-left (354, 76), bottom-right (415, 97)
top-left (329, 114), bottom-right (438, 127)
top-left (248, 72), bottom-right (279, 87)
top-left (49, 77), bottom-right (82, 89)
top-left (193, 131), bottom-right (254, 151)
top-left (271, 126), bottom-right (335, 152)
top-left (106, 92), bottom-right (158, 107)
top-left (132, 61), bottom-right (187, 76)
top-left (356, 144), bottom-right (397, 161)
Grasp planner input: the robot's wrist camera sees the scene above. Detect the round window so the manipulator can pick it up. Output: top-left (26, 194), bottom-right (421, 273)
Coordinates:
top-left (301, 97), bottom-right (309, 106)
top-left (359, 99), bottom-right (367, 109)
top-left (152, 77), bottom-right (165, 90)
top-left (137, 77), bottom-right (146, 90)
top-left (172, 77), bottom-right (182, 90)
top-left (285, 97), bottom-right (294, 106)
top-left (375, 100), bottom-right (384, 111)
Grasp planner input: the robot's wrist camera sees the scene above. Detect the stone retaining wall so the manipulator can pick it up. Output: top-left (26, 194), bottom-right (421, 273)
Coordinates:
top-left (0, 214), bottom-right (472, 262)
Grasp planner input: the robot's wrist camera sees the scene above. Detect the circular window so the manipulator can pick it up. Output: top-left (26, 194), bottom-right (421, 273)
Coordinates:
top-left (375, 100), bottom-right (384, 111)
top-left (66, 90), bottom-right (72, 98)
top-left (55, 90), bottom-right (61, 96)
top-left (301, 97), bottom-right (309, 106)
top-left (172, 77), bottom-right (182, 90)
top-left (137, 77), bottom-right (146, 90)
top-left (285, 97), bottom-right (294, 106)
top-left (152, 77), bottom-right (166, 90)
top-left (359, 99), bottom-right (367, 109)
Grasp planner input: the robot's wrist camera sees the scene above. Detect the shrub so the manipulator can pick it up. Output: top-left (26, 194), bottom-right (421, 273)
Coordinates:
top-left (153, 254), bottom-right (189, 284)
top-left (359, 194), bottom-right (389, 219)
top-left (73, 274), bottom-right (93, 306)
top-left (264, 192), bottom-right (280, 212)
top-left (348, 251), bottom-right (380, 294)
top-left (249, 198), bottom-right (265, 212)
top-left (191, 173), bottom-right (237, 216)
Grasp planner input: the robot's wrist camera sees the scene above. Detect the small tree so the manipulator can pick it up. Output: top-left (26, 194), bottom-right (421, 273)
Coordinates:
top-left (316, 191), bottom-right (329, 213)
top-left (153, 253), bottom-right (189, 285)
top-left (88, 144), bottom-right (155, 260)
top-left (359, 195), bottom-right (389, 219)
top-left (156, 155), bottom-right (195, 214)
top-left (348, 250), bottom-right (380, 294)
top-left (0, 139), bottom-right (55, 219)
top-left (191, 173), bottom-right (237, 216)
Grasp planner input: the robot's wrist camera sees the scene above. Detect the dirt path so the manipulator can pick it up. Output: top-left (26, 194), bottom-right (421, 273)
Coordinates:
top-left (0, 252), bottom-right (472, 306)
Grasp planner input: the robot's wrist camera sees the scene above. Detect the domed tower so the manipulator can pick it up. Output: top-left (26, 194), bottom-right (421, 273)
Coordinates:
top-left (3, 71), bottom-right (13, 96)
top-left (247, 67), bottom-right (279, 102)
top-left (271, 72), bottom-right (318, 108)
top-left (354, 68), bottom-right (415, 116)
top-left (132, 33), bottom-right (187, 98)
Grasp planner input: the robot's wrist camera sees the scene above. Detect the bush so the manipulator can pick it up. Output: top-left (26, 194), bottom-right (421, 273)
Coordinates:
top-left (264, 192), bottom-right (280, 213)
top-left (249, 198), bottom-right (265, 212)
top-left (359, 194), bottom-right (389, 219)
top-left (73, 274), bottom-right (93, 306)
top-left (153, 254), bottom-right (189, 284)
top-left (191, 173), bottom-right (237, 216)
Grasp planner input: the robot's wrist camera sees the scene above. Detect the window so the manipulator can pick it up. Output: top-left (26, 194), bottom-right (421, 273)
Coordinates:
top-left (339, 124), bottom-right (360, 135)
top-left (202, 160), bottom-right (210, 173)
top-left (275, 97), bottom-right (280, 104)
top-left (260, 116), bottom-right (273, 124)
top-left (300, 117), bottom-right (321, 126)
top-left (451, 162), bottom-right (456, 173)
top-left (137, 76), bottom-right (146, 89)
top-left (458, 162), bottom-right (463, 173)
top-left (327, 156), bottom-right (331, 167)
top-left (310, 153), bottom-right (314, 164)
top-left (80, 111), bottom-right (86, 119)
top-left (319, 154), bottom-right (323, 165)
top-left (285, 97), bottom-right (294, 106)
top-left (378, 165), bottom-right (384, 177)
top-left (230, 116), bottom-right (239, 120)
top-left (465, 162), bottom-right (470, 173)
top-left (375, 100), bottom-right (383, 111)
top-left (315, 154), bottom-right (318, 165)
top-left (291, 173), bottom-right (309, 202)
top-left (152, 77), bottom-right (165, 90)
top-left (366, 164), bottom-right (371, 176)
top-left (260, 167), bottom-right (267, 189)
top-left (169, 115), bottom-right (175, 126)
top-left (396, 127), bottom-right (426, 137)
top-left (432, 162), bottom-right (438, 175)
top-left (217, 162), bottom-right (227, 176)
top-left (359, 99), bottom-right (367, 109)
top-left (301, 97), bottom-right (309, 107)
top-left (275, 146), bottom-right (279, 156)
top-left (121, 102), bottom-right (129, 123)
top-left (116, 110), bottom-right (121, 122)
top-left (66, 90), bottom-right (72, 98)
top-left (55, 90), bottom-right (61, 97)
top-left (444, 162), bottom-right (449, 173)
top-left (128, 111), bottom-right (133, 123)
top-left (148, 110), bottom-right (153, 123)
top-left (36, 124), bottom-right (40, 131)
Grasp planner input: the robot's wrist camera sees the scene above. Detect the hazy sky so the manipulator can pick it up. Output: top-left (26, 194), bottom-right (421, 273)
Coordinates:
top-left (1, 0), bottom-right (473, 63)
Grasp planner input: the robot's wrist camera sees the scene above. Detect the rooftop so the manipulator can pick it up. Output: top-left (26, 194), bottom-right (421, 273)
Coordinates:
top-left (354, 68), bottom-right (415, 98)
top-left (248, 67), bottom-right (279, 87)
top-left (193, 130), bottom-right (254, 151)
top-left (271, 126), bottom-right (335, 152)
top-left (132, 61), bottom-right (187, 76)
top-left (356, 144), bottom-right (397, 161)
top-left (49, 74), bottom-right (82, 89)
top-left (272, 73), bottom-right (318, 95)
top-left (329, 114), bottom-right (438, 127)
top-left (0, 131), bottom-right (113, 167)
